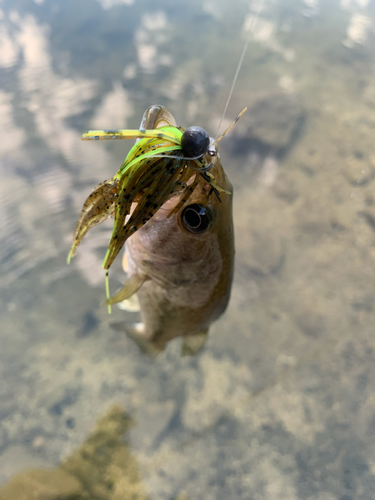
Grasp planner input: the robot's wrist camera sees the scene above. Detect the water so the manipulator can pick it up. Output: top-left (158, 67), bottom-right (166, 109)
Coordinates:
top-left (1, 0), bottom-right (375, 498)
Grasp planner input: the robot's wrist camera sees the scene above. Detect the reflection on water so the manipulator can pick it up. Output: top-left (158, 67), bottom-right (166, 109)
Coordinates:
top-left (1, 0), bottom-right (375, 498)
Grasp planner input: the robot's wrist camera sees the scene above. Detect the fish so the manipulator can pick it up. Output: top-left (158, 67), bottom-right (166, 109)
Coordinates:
top-left (68, 103), bottom-right (237, 355)
top-left (66, 0), bottom-right (264, 356)
top-left (112, 106), bottom-right (235, 356)
top-left (67, 108), bottom-right (233, 274)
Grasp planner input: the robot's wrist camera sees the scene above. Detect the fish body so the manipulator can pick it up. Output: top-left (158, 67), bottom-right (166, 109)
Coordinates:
top-left (117, 106), bottom-right (234, 354)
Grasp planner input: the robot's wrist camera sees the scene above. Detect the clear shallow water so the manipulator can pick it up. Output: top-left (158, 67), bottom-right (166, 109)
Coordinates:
top-left (1, 0), bottom-right (375, 498)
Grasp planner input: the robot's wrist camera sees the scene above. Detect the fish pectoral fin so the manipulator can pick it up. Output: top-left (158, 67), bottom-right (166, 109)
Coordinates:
top-left (105, 274), bottom-right (148, 306)
top-left (110, 321), bottom-right (162, 358)
top-left (116, 293), bottom-right (140, 312)
top-left (181, 330), bottom-right (208, 356)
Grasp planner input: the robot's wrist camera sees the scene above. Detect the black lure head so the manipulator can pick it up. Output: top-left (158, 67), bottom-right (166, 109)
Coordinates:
top-left (181, 126), bottom-right (210, 158)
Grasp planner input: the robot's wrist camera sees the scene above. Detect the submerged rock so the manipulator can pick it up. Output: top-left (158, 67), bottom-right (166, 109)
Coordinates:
top-left (0, 469), bottom-right (82, 500)
top-left (0, 406), bottom-right (149, 500)
top-left (229, 91), bottom-right (305, 155)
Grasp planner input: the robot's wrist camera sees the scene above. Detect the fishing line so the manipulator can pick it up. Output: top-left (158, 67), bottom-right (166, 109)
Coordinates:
top-left (215, 0), bottom-right (266, 140)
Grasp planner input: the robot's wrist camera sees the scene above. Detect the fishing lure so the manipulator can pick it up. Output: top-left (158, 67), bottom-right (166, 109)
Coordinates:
top-left (67, 107), bottom-right (246, 305)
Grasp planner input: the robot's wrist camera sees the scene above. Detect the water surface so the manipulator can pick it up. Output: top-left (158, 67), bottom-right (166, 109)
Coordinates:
top-left (1, 0), bottom-right (375, 499)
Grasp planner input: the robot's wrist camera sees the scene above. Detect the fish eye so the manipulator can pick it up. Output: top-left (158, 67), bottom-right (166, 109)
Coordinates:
top-left (181, 204), bottom-right (212, 234)
top-left (181, 126), bottom-right (210, 158)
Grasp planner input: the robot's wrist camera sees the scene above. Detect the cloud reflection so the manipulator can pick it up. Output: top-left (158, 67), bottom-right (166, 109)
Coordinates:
top-left (16, 15), bottom-right (102, 165)
top-left (90, 82), bottom-right (133, 129)
top-left (135, 11), bottom-right (172, 73)
top-left (0, 24), bottom-right (19, 68)
top-left (0, 12), bottom-right (124, 287)
top-left (0, 90), bottom-right (25, 156)
top-left (343, 13), bottom-right (372, 47)
top-left (96, 0), bottom-right (134, 9)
